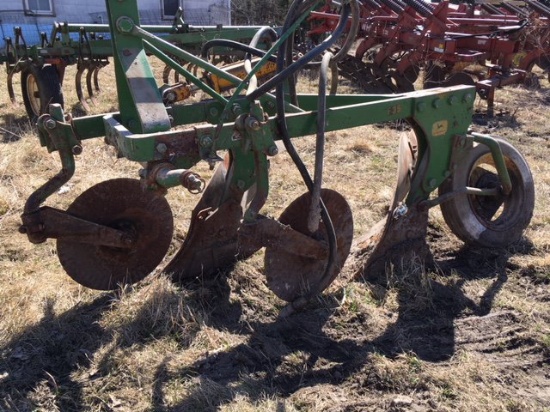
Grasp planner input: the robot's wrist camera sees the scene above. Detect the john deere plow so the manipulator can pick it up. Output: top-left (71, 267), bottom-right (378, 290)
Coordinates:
top-left (19, 0), bottom-right (535, 315)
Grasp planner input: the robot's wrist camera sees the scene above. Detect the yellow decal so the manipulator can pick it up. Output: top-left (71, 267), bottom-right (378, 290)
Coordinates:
top-left (432, 120), bottom-right (448, 137)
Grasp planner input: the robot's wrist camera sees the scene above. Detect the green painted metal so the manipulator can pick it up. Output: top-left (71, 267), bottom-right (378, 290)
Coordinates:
top-left (18, 0), bottom-right (534, 309)
top-left (106, 0), bottom-right (170, 134)
top-left (470, 132), bottom-right (513, 195)
top-left (26, 0), bottom-right (514, 243)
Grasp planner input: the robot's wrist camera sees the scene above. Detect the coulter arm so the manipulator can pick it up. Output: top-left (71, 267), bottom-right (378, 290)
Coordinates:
top-left (20, 0), bottom-right (534, 314)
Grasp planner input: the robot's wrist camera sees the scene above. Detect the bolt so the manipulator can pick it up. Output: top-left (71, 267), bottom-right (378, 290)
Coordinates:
top-left (199, 135), bottom-right (213, 147)
top-left (209, 106), bottom-right (220, 117)
top-left (416, 102), bottom-right (426, 112)
top-left (463, 93), bottom-right (473, 102)
top-left (138, 168), bottom-right (148, 179)
top-left (236, 180), bottom-right (246, 190)
top-left (246, 117), bottom-right (261, 131)
top-left (429, 178), bottom-right (437, 189)
top-left (183, 173), bottom-right (203, 192)
top-left (72, 145), bottom-right (83, 155)
top-left (156, 143), bottom-right (168, 154)
top-left (165, 91), bottom-right (176, 103)
top-left (232, 104), bottom-right (242, 116)
top-left (432, 98), bottom-right (442, 109)
top-left (44, 119), bottom-right (56, 129)
top-left (116, 16), bottom-right (135, 33)
top-left (267, 145), bottom-right (278, 156)
top-left (448, 95), bottom-right (457, 105)
top-left (392, 203), bottom-right (408, 219)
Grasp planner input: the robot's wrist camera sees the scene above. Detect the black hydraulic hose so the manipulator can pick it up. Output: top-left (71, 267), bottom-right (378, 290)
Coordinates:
top-left (247, 1), bottom-right (350, 101)
top-left (248, 26), bottom-right (278, 51)
top-left (308, 51), bottom-right (333, 233)
top-left (274, 0), bottom-right (321, 105)
top-left (199, 38), bottom-right (322, 71)
top-left (245, 26), bottom-right (278, 93)
top-left (274, 2), bottom-right (354, 312)
top-left (330, 0), bottom-right (361, 64)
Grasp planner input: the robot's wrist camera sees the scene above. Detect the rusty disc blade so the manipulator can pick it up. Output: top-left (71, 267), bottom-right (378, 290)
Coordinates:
top-left (264, 189), bottom-right (354, 302)
top-left (57, 178), bottom-right (173, 290)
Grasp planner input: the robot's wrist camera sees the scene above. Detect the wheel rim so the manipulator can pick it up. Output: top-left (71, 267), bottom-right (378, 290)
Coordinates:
top-left (25, 72), bottom-right (41, 117)
top-left (467, 154), bottom-right (522, 231)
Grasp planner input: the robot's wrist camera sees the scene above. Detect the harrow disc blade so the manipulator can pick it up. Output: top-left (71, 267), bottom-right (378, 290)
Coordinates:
top-left (57, 178), bottom-right (173, 290)
top-left (264, 189), bottom-right (353, 302)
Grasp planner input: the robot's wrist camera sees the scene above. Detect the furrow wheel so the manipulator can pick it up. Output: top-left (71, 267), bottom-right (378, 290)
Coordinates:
top-left (439, 138), bottom-right (534, 247)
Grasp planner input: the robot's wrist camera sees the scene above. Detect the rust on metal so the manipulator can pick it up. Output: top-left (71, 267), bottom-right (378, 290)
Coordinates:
top-left (56, 178), bottom-right (174, 290)
top-left (264, 189), bottom-right (354, 302)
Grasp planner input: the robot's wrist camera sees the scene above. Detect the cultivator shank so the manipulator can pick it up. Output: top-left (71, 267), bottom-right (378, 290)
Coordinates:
top-left (1, 11), bottom-right (274, 120)
top-left (19, 0), bottom-right (534, 314)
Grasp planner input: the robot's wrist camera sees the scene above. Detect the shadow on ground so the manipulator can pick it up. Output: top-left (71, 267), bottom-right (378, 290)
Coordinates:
top-left (0, 237), bottom-right (535, 411)
top-left (149, 238), bottom-right (535, 411)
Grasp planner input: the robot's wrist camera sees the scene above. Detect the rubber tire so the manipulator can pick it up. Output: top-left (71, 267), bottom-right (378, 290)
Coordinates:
top-left (438, 138), bottom-right (534, 248)
top-left (21, 64), bottom-right (64, 122)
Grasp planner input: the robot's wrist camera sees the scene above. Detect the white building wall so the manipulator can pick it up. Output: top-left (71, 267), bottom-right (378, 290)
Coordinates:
top-left (0, 0), bottom-right (231, 49)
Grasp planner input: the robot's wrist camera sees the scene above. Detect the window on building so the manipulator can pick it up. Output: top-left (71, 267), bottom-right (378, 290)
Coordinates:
top-left (163, 0), bottom-right (180, 18)
top-left (24, 0), bottom-right (54, 16)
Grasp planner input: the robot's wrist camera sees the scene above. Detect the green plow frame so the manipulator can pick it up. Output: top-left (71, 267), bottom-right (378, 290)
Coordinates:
top-left (19, 0), bottom-right (534, 315)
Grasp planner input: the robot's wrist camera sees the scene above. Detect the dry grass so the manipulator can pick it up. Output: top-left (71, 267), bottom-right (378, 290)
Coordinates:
top-left (1, 58), bottom-right (549, 412)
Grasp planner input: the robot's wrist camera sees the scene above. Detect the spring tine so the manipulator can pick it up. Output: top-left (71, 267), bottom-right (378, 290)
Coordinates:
top-left (75, 62), bottom-right (91, 112)
top-left (86, 64), bottom-right (95, 97)
top-left (87, 65), bottom-right (100, 105)
top-left (162, 64), bottom-right (171, 84)
top-left (499, 1), bottom-right (529, 18)
top-left (402, 0), bottom-right (433, 18)
top-left (7, 69), bottom-right (16, 103)
top-left (379, 0), bottom-right (405, 15)
top-left (525, 0), bottom-right (550, 18)
top-left (94, 64), bottom-right (103, 94)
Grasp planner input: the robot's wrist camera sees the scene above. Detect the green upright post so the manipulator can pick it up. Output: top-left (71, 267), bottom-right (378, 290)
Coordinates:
top-left (105, 0), bottom-right (171, 134)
